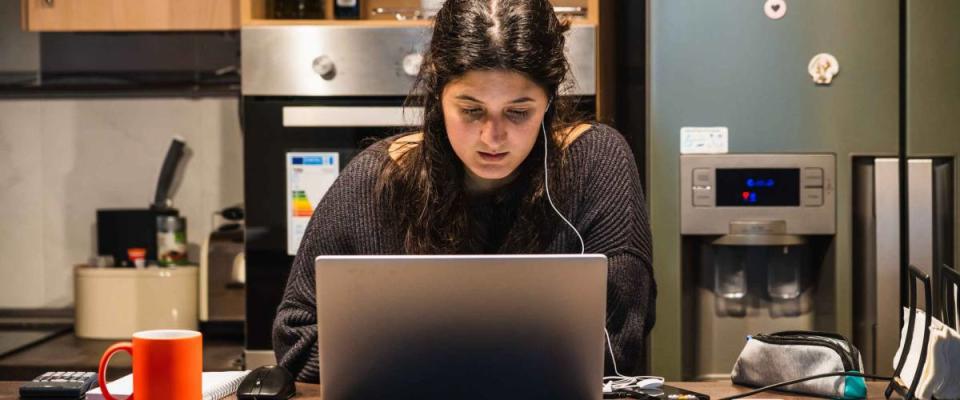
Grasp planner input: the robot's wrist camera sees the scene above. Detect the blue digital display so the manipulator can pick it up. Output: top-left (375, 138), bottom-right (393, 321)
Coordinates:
top-left (716, 169), bottom-right (799, 206)
top-left (746, 178), bottom-right (776, 188)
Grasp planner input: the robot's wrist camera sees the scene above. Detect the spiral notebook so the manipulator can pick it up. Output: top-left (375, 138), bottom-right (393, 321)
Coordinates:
top-left (87, 370), bottom-right (251, 400)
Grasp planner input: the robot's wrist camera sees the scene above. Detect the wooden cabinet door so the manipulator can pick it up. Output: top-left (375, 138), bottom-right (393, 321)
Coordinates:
top-left (22, 0), bottom-right (239, 32)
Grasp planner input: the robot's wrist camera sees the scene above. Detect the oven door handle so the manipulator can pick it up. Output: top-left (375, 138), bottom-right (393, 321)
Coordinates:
top-left (282, 106), bottom-right (423, 127)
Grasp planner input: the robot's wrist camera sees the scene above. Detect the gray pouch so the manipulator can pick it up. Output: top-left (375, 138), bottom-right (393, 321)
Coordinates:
top-left (731, 331), bottom-right (867, 399)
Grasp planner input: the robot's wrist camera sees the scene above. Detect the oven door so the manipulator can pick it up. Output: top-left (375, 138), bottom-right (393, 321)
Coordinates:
top-left (242, 96), bottom-right (420, 364)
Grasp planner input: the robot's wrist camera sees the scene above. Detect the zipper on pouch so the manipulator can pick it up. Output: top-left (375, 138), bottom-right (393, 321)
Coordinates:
top-left (752, 331), bottom-right (859, 372)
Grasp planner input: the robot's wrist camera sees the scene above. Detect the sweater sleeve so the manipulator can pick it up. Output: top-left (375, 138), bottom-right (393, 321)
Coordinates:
top-left (271, 146), bottom-right (384, 382)
top-left (574, 125), bottom-right (657, 376)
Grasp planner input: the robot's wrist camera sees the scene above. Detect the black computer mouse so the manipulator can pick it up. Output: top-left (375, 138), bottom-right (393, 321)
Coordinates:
top-left (237, 365), bottom-right (296, 400)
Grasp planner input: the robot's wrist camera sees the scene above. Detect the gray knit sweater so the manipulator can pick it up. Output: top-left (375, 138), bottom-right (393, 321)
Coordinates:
top-left (273, 123), bottom-right (656, 382)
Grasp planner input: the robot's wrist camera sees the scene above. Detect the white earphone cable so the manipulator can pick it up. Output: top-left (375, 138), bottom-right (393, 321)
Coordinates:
top-left (541, 111), bottom-right (662, 394)
top-left (541, 118), bottom-right (585, 255)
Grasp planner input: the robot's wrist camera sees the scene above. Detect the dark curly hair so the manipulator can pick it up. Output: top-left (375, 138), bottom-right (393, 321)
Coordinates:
top-left (378, 0), bottom-right (582, 254)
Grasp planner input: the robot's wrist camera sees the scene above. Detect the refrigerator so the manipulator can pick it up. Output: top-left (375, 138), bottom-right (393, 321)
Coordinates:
top-left (644, 0), bottom-right (959, 379)
top-left (852, 0), bottom-right (959, 376)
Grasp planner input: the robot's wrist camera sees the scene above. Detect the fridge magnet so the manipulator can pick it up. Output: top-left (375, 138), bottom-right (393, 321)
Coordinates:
top-left (808, 53), bottom-right (840, 85)
top-left (764, 0), bottom-right (787, 20)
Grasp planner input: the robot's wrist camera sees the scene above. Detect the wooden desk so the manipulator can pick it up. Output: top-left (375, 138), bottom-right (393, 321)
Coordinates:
top-left (671, 381), bottom-right (891, 399)
top-left (0, 380), bottom-right (892, 399)
top-left (0, 332), bottom-right (243, 380)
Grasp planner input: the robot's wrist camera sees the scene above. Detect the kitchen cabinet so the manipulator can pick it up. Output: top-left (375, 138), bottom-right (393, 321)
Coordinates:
top-left (21, 0), bottom-right (239, 32)
top-left (242, 0), bottom-right (598, 25)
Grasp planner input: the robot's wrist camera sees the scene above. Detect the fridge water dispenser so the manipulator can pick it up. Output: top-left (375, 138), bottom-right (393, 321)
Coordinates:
top-left (680, 154), bottom-right (836, 379)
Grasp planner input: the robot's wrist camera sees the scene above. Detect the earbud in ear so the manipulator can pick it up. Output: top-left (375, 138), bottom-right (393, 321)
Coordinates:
top-left (545, 97), bottom-right (554, 114)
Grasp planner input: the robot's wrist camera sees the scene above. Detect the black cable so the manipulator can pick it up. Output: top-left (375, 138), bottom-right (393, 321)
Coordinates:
top-left (718, 372), bottom-right (893, 400)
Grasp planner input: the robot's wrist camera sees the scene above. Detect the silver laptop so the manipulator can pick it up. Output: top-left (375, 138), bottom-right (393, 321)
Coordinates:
top-left (315, 254), bottom-right (608, 400)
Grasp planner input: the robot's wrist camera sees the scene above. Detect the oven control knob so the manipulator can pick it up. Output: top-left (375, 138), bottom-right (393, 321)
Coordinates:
top-left (312, 55), bottom-right (336, 79)
top-left (402, 53), bottom-right (423, 77)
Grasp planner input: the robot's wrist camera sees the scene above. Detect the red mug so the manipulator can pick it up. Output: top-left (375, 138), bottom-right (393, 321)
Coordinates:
top-left (98, 329), bottom-right (203, 400)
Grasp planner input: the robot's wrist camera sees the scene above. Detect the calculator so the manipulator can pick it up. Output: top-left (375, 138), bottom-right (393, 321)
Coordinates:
top-left (19, 371), bottom-right (99, 399)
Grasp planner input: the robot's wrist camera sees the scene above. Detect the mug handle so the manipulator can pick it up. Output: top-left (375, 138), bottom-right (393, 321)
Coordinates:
top-left (98, 342), bottom-right (134, 400)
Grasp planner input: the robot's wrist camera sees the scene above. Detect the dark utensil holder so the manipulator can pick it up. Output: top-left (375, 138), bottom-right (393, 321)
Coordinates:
top-left (885, 265), bottom-right (932, 400)
top-left (941, 264), bottom-right (959, 331)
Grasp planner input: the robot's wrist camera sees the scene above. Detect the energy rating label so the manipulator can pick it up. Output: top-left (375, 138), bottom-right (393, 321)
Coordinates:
top-left (286, 152), bottom-right (340, 255)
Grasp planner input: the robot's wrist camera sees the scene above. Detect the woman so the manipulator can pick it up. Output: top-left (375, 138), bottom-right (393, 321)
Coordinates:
top-left (273, 0), bottom-right (656, 382)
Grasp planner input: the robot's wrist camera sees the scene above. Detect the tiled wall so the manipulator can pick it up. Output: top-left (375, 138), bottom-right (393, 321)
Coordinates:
top-left (0, 98), bottom-right (243, 308)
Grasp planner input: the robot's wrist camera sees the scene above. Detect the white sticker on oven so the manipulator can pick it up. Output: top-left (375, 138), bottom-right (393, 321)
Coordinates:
top-left (681, 127), bottom-right (729, 154)
top-left (286, 152), bottom-right (340, 255)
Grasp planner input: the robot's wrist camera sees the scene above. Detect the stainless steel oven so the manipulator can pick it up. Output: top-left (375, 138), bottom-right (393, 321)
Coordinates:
top-left (240, 24), bottom-right (597, 368)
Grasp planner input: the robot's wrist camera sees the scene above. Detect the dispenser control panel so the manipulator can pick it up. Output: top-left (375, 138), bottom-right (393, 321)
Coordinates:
top-left (714, 168), bottom-right (825, 206)
top-left (682, 154), bottom-right (835, 235)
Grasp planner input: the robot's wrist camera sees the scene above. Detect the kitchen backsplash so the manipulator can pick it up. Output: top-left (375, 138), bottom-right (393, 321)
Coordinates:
top-left (0, 98), bottom-right (243, 308)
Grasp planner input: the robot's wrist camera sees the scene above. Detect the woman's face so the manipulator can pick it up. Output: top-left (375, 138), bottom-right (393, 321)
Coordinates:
top-left (441, 69), bottom-right (550, 192)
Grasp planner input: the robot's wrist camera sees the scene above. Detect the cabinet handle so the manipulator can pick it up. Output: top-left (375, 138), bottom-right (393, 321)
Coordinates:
top-left (44, 0), bottom-right (54, 7)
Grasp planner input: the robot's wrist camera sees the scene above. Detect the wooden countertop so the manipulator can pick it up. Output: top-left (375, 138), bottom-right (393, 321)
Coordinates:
top-left (670, 381), bottom-right (892, 399)
top-left (0, 381), bottom-right (893, 399)
top-left (0, 332), bottom-right (243, 381)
